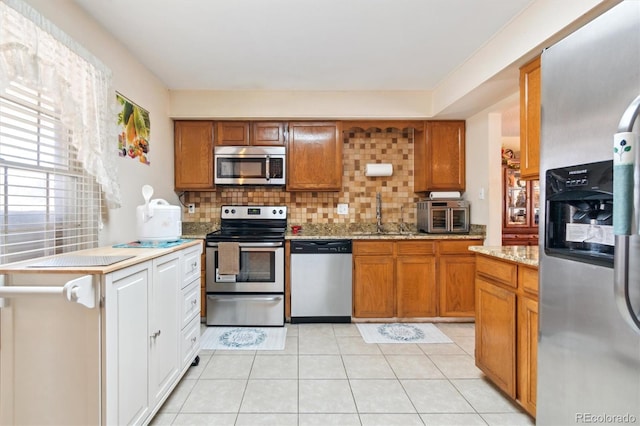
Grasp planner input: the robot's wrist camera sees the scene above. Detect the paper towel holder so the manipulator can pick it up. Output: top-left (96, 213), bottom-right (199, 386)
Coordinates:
top-left (365, 163), bottom-right (393, 177)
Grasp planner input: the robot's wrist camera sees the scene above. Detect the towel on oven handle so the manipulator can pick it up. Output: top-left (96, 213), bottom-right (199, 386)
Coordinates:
top-left (217, 242), bottom-right (240, 275)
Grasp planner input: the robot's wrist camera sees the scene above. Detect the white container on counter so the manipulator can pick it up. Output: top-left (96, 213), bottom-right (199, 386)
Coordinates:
top-left (136, 199), bottom-right (182, 243)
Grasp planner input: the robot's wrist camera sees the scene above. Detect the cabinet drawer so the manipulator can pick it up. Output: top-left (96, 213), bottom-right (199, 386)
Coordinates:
top-left (181, 279), bottom-right (201, 329)
top-left (476, 255), bottom-right (517, 288)
top-left (181, 316), bottom-right (200, 368)
top-left (438, 239), bottom-right (482, 254)
top-left (182, 246), bottom-right (202, 287)
top-left (353, 241), bottom-right (394, 256)
top-left (519, 265), bottom-right (539, 296)
top-left (397, 241), bottom-right (434, 256)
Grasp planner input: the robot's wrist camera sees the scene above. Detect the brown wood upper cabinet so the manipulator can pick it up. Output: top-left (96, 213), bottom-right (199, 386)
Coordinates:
top-left (216, 121), bottom-right (250, 145)
top-left (216, 121), bottom-right (286, 146)
top-left (286, 121), bottom-right (342, 191)
top-left (174, 121), bottom-right (215, 190)
top-left (252, 122), bottom-right (286, 146)
top-left (414, 120), bottom-right (466, 192)
top-left (519, 56), bottom-right (541, 180)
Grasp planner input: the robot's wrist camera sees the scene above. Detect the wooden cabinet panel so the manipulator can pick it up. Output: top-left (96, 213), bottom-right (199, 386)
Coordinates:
top-left (216, 121), bottom-right (250, 145)
top-left (353, 241), bottom-right (394, 256)
top-left (518, 295), bottom-right (538, 417)
top-left (519, 265), bottom-right (538, 296)
top-left (397, 255), bottom-right (437, 317)
top-left (397, 240), bottom-right (435, 256)
top-left (437, 239), bottom-right (480, 255)
top-left (414, 121), bottom-right (465, 192)
top-left (520, 56), bottom-right (541, 180)
top-left (475, 277), bottom-right (517, 397)
top-left (476, 256), bottom-right (517, 288)
top-left (174, 121), bottom-right (214, 190)
top-left (252, 122), bottom-right (286, 146)
top-left (353, 255), bottom-right (395, 318)
top-left (287, 122), bottom-right (342, 191)
top-left (439, 255), bottom-right (476, 317)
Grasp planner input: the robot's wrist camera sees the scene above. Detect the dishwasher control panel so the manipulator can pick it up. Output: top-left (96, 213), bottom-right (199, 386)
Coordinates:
top-left (291, 240), bottom-right (352, 254)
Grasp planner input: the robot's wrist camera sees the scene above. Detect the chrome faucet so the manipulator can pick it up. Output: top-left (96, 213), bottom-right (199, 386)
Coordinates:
top-left (376, 192), bottom-right (383, 233)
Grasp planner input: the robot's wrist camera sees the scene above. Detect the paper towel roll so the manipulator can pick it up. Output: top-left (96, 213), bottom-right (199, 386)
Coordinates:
top-left (429, 191), bottom-right (461, 199)
top-left (365, 163), bottom-right (393, 177)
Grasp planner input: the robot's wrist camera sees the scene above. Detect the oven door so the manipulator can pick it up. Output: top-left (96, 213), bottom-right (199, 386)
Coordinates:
top-left (206, 242), bottom-right (284, 292)
top-left (450, 207), bottom-right (470, 233)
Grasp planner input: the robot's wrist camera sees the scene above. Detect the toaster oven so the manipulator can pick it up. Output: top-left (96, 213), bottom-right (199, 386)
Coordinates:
top-left (417, 200), bottom-right (470, 234)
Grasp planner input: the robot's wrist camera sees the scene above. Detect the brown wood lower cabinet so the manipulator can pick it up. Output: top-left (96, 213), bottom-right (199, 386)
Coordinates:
top-left (352, 239), bottom-right (481, 318)
top-left (474, 253), bottom-right (538, 418)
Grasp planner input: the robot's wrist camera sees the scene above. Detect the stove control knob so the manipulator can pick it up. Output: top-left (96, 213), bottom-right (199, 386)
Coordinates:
top-left (231, 209), bottom-right (236, 214)
top-left (272, 209), bottom-right (277, 214)
top-left (224, 209), bottom-right (229, 214)
top-left (279, 209), bottom-right (284, 215)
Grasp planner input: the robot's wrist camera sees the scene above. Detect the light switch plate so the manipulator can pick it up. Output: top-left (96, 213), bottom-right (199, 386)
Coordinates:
top-left (337, 203), bottom-right (349, 215)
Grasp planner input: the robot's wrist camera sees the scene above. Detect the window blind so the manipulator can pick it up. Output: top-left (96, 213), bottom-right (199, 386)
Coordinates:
top-left (0, 81), bottom-right (100, 264)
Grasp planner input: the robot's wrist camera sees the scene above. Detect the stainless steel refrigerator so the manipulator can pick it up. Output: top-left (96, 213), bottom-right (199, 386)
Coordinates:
top-left (538, 1), bottom-right (640, 424)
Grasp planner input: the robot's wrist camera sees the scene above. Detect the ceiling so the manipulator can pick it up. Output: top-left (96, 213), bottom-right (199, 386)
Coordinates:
top-left (73, 0), bottom-right (535, 92)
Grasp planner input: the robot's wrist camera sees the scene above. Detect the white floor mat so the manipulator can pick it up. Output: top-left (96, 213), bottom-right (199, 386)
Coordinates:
top-left (200, 326), bottom-right (287, 350)
top-left (356, 323), bottom-right (453, 344)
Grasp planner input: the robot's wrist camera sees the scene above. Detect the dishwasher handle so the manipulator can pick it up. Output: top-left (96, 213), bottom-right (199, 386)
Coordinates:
top-left (291, 240), bottom-right (352, 254)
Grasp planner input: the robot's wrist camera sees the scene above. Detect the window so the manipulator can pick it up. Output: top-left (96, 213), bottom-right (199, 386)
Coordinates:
top-left (0, 81), bottom-right (100, 264)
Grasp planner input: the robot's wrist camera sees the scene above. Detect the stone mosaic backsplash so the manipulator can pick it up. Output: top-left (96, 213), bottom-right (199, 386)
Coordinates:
top-left (182, 129), bottom-right (422, 226)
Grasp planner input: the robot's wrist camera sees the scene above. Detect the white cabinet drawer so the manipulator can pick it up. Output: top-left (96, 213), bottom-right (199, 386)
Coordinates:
top-left (181, 316), bottom-right (200, 368)
top-left (181, 279), bottom-right (200, 329)
top-left (182, 245), bottom-right (202, 288)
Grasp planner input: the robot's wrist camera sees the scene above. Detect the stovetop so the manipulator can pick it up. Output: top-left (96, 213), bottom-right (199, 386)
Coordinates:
top-left (206, 205), bottom-right (287, 243)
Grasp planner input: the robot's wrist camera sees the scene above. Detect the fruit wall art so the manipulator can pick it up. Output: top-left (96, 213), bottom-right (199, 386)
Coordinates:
top-left (117, 93), bottom-right (150, 165)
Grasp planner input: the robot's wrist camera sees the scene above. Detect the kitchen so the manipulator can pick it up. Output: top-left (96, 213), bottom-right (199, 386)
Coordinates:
top-left (0, 0), bottom-right (638, 425)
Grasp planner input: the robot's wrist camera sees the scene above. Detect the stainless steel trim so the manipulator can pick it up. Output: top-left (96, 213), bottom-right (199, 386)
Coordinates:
top-left (207, 242), bottom-right (283, 248)
top-left (214, 146), bottom-right (285, 156)
top-left (209, 296), bottom-right (283, 302)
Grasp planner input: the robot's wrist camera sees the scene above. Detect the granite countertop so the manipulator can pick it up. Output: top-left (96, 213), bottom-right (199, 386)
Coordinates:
top-left (181, 222), bottom-right (486, 241)
top-left (468, 245), bottom-right (539, 267)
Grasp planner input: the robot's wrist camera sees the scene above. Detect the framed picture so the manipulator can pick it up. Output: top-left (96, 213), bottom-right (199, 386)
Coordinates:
top-left (116, 92), bottom-right (150, 165)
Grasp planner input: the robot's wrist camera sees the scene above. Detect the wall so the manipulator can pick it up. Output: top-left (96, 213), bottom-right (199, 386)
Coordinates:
top-left (184, 129), bottom-right (420, 227)
top-left (24, 0), bottom-right (177, 245)
top-left (465, 92), bottom-right (520, 246)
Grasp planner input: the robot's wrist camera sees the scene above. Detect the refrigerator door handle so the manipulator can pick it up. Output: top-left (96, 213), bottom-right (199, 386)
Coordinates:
top-left (613, 94), bottom-right (640, 333)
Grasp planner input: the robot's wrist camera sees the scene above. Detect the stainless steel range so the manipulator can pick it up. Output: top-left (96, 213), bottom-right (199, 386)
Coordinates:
top-left (205, 205), bottom-right (286, 326)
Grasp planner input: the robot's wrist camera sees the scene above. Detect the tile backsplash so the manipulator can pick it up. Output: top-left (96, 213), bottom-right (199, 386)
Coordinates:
top-left (183, 129), bottom-right (422, 226)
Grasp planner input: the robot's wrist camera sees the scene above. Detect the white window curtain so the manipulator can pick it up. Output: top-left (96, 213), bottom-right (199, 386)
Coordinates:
top-left (0, 0), bottom-right (122, 209)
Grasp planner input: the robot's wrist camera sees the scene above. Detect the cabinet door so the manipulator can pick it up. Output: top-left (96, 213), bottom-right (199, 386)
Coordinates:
top-left (353, 255), bottom-right (395, 318)
top-left (287, 122), bottom-right (342, 191)
top-left (105, 263), bottom-right (150, 426)
top-left (397, 255), bottom-right (437, 317)
top-left (252, 121), bottom-right (286, 146)
top-left (518, 295), bottom-right (538, 417)
top-left (475, 277), bottom-right (516, 397)
top-left (216, 121), bottom-right (250, 145)
top-left (149, 253), bottom-right (181, 404)
top-left (520, 56), bottom-right (541, 180)
top-left (415, 121), bottom-right (465, 192)
top-left (439, 254), bottom-right (476, 317)
top-left (174, 121), bottom-right (214, 190)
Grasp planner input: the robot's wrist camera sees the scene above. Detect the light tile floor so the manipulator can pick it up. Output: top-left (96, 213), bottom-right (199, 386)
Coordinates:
top-left (151, 322), bottom-right (535, 426)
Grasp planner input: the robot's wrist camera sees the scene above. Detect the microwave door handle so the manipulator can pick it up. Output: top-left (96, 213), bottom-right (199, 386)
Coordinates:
top-left (613, 94), bottom-right (640, 334)
top-left (265, 156), bottom-right (270, 181)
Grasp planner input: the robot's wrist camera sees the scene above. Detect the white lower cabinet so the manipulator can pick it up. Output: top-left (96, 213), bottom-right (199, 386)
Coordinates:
top-left (0, 242), bottom-right (202, 426)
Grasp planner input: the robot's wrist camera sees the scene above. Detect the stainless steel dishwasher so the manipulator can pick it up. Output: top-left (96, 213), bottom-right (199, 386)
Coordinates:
top-left (290, 240), bottom-right (352, 323)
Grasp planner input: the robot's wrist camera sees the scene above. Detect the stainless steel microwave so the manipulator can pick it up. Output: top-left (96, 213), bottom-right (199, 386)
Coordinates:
top-left (417, 199), bottom-right (470, 234)
top-left (214, 146), bottom-right (286, 185)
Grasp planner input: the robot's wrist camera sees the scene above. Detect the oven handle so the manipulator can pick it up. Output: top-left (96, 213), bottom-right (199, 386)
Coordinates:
top-left (209, 295), bottom-right (283, 302)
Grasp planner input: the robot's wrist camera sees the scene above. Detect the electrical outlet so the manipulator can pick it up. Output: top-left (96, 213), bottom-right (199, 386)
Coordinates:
top-left (337, 203), bottom-right (348, 215)
top-left (188, 203), bottom-right (196, 214)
